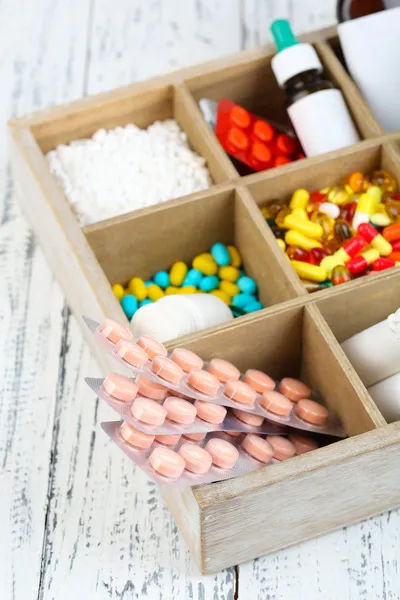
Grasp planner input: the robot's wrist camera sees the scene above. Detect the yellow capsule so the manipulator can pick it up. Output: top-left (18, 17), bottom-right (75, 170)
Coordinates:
top-left (218, 265), bottom-right (240, 283)
top-left (128, 277), bottom-right (147, 301)
top-left (165, 286), bottom-right (180, 295)
top-left (210, 290), bottom-right (231, 304)
top-left (112, 283), bottom-right (124, 301)
top-left (227, 245), bottom-right (242, 267)
top-left (219, 280), bottom-right (239, 297)
top-left (366, 185), bottom-right (382, 208)
top-left (363, 248), bottom-right (380, 264)
top-left (147, 284), bottom-right (164, 302)
top-left (178, 286), bottom-right (198, 294)
top-left (291, 207), bottom-right (309, 220)
top-left (375, 203), bottom-right (388, 214)
top-left (291, 260), bottom-right (327, 283)
top-left (169, 261), bottom-right (188, 286)
top-left (276, 238), bottom-right (286, 251)
top-left (285, 230), bottom-right (322, 251)
top-left (283, 214), bottom-right (323, 239)
top-left (320, 254), bottom-right (345, 276)
top-left (289, 189), bottom-right (309, 210)
top-left (192, 253), bottom-right (218, 276)
top-left (356, 193), bottom-right (375, 215)
top-left (370, 212), bottom-right (391, 227)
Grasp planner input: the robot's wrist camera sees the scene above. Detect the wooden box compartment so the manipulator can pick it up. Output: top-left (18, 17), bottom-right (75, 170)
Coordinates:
top-left (8, 26), bottom-right (400, 575)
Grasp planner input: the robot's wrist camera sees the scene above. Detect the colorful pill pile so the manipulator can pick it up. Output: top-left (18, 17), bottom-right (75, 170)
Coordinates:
top-left (261, 169), bottom-right (400, 292)
top-left (112, 243), bottom-right (263, 320)
top-left (215, 99), bottom-right (304, 172)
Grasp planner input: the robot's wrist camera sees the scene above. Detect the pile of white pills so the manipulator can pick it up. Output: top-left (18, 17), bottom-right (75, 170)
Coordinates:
top-left (46, 120), bottom-right (212, 225)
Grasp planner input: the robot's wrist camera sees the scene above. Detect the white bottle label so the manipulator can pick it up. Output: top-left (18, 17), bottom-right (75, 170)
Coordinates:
top-left (287, 88), bottom-right (359, 157)
top-left (338, 7), bottom-right (400, 132)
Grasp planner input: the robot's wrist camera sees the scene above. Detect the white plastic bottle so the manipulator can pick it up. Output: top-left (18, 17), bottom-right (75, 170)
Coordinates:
top-left (270, 19), bottom-right (360, 157)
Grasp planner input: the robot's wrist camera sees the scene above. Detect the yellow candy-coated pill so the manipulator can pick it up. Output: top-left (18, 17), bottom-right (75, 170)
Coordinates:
top-left (147, 284), bottom-right (164, 302)
top-left (112, 283), bottom-right (124, 301)
top-left (291, 260), bottom-right (327, 283)
top-left (169, 261), bottom-right (188, 287)
top-left (218, 266), bottom-right (240, 283)
top-left (165, 286), bottom-right (180, 295)
top-left (128, 277), bottom-right (147, 301)
top-left (178, 286), bottom-right (198, 294)
top-left (283, 214), bottom-right (323, 239)
top-left (289, 189), bottom-right (310, 210)
top-left (276, 238), bottom-right (286, 251)
top-left (227, 245), bottom-right (242, 267)
top-left (210, 290), bottom-right (231, 304)
top-left (285, 230), bottom-right (322, 251)
top-left (320, 254), bottom-right (345, 276)
top-left (291, 208), bottom-right (308, 220)
top-left (219, 280), bottom-right (240, 297)
top-left (193, 253), bottom-right (218, 276)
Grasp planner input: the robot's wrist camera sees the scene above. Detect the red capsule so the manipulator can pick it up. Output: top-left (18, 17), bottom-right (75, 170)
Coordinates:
top-left (309, 247), bottom-right (330, 265)
top-left (372, 258), bottom-right (396, 271)
top-left (286, 246), bottom-right (310, 262)
top-left (358, 222), bottom-right (379, 243)
top-left (342, 235), bottom-right (367, 258)
top-left (339, 202), bottom-right (357, 222)
top-left (392, 240), bottom-right (400, 252)
top-left (388, 251), bottom-right (400, 262)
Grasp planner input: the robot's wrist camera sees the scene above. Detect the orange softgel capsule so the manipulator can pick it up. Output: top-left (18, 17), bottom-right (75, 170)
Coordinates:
top-left (187, 369), bottom-right (220, 396)
top-left (279, 378), bottom-right (311, 402)
top-left (99, 318), bottom-right (132, 344)
top-left (103, 373), bottom-right (138, 402)
top-left (131, 397), bottom-right (167, 426)
top-left (114, 340), bottom-right (149, 368)
top-left (149, 447), bottom-right (185, 479)
top-left (243, 369), bottom-right (275, 393)
top-left (224, 380), bottom-right (257, 406)
top-left (138, 377), bottom-right (168, 402)
top-left (232, 408), bottom-right (264, 427)
top-left (163, 397), bottom-right (197, 425)
top-left (155, 434), bottom-right (182, 446)
top-left (119, 422), bottom-right (155, 449)
top-left (137, 335), bottom-right (168, 360)
top-left (171, 348), bottom-right (204, 372)
top-left (295, 399), bottom-right (328, 426)
top-left (289, 434), bottom-right (319, 455)
top-left (242, 434), bottom-right (274, 463)
top-left (194, 400), bottom-right (227, 424)
top-left (178, 443), bottom-right (213, 474)
top-left (205, 438), bottom-right (239, 469)
top-left (208, 358), bottom-right (240, 383)
top-left (151, 356), bottom-right (184, 384)
top-left (268, 436), bottom-right (296, 461)
top-left (260, 390), bottom-right (293, 417)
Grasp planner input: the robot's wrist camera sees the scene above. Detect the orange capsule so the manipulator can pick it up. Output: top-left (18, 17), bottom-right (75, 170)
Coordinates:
top-left (383, 222), bottom-right (400, 243)
top-left (331, 265), bottom-right (352, 286)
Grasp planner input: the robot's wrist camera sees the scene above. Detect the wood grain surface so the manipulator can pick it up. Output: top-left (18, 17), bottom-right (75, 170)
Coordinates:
top-left (1, 1), bottom-right (399, 598)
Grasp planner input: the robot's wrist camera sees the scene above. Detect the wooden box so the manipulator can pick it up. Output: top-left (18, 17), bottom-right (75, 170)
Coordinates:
top-left (9, 26), bottom-right (400, 574)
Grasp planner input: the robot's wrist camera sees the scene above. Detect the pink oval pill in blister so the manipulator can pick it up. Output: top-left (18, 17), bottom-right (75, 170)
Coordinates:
top-left (138, 377), bottom-right (167, 402)
top-left (103, 373), bottom-right (138, 402)
top-left (208, 358), bottom-right (240, 383)
top-left (114, 340), bottom-right (149, 368)
top-left (232, 408), bottom-right (264, 427)
top-left (155, 434), bottom-right (182, 446)
top-left (119, 422), bottom-right (155, 449)
top-left (224, 380), bottom-right (257, 406)
top-left (183, 432), bottom-right (207, 442)
top-left (279, 377), bottom-right (310, 402)
top-left (242, 434), bottom-right (274, 463)
top-left (194, 400), bottom-right (227, 424)
top-left (289, 434), bottom-right (319, 455)
top-left (137, 335), bottom-right (168, 360)
top-left (205, 438), bottom-right (239, 469)
top-left (151, 356), bottom-right (184, 384)
top-left (261, 390), bottom-right (293, 416)
top-left (163, 397), bottom-right (197, 425)
top-left (99, 318), bottom-right (132, 344)
top-left (149, 446), bottom-right (185, 479)
top-left (178, 443), bottom-right (213, 474)
top-left (268, 435), bottom-right (296, 461)
top-left (243, 369), bottom-right (275, 393)
top-left (187, 369), bottom-right (220, 396)
top-left (171, 348), bottom-right (204, 372)
top-left (131, 397), bottom-right (167, 426)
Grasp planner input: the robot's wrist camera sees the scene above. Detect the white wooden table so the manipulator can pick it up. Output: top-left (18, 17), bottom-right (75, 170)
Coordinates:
top-left (1, 1), bottom-right (399, 598)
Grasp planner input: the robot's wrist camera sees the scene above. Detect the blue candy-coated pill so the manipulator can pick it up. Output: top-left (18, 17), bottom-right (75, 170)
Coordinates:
top-left (243, 301), bottom-right (263, 313)
top-left (237, 276), bottom-right (257, 295)
top-left (232, 293), bottom-right (257, 308)
top-left (153, 271), bottom-right (170, 289)
top-left (139, 299), bottom-right (153, 307)
top-left (183, 268), bottom-right (203, 288)
top-left (199, 275), bottom-right (220, 292)
top-left (121, 294), bottom-right (138, 319)
top-left (211, 242), bottom-right (230, 267)
top-left (145, 281), bottom-right (153, 287)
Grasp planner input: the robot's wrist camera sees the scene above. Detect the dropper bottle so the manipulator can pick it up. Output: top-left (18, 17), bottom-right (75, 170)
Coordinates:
top-left (270, 19), bottom-right (359, 157)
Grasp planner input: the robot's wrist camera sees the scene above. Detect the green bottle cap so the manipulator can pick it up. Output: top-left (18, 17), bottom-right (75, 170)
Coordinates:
top-left (271, 19), bottom-right (299, 53)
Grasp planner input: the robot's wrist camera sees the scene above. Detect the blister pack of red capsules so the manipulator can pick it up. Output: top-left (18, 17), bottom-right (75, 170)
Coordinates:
top-left (102, 422), bottom-right (319, 487)
top-left (215, 98), bottom-right (303, 172)
top-left (83, 316), bottom-right (346, 438)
